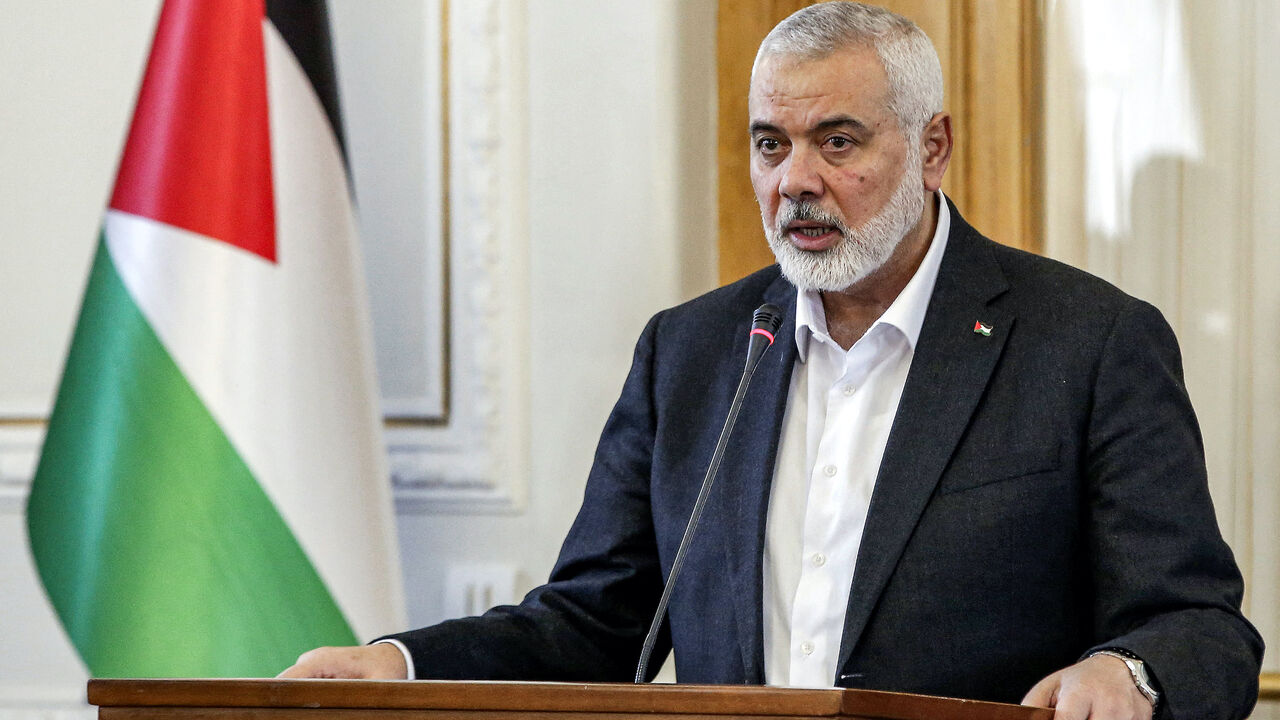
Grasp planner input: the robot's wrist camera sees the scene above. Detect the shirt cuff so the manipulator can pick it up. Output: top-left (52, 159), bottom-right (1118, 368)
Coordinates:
top-left (372, 638), bottom-right (416, 680)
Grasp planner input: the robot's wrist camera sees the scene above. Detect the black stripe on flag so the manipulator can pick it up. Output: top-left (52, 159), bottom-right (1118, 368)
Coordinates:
top-left (265, 0), bottom-right (349, 163)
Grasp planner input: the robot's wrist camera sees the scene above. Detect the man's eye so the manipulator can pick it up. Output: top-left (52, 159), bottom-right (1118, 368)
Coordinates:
top-left (756, 137), bottom-right (781, 153)
top-left (826, 136), bottom-right (854, 150)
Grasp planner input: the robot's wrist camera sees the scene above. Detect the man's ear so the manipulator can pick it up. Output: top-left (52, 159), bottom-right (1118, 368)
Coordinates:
top-left (921, 112), bottom-right (952, 192)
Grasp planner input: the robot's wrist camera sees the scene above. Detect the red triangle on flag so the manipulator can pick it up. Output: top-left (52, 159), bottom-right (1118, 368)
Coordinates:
top-left (109, 0), bottom-right (276, 263)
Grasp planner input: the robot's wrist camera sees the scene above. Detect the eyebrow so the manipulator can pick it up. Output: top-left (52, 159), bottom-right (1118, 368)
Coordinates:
top-left (749, 115), bottom-right (870, 137)
top-left (813, 115), bottom-right (869, 134)
top-left (749, 120), bottom-right (783, 136)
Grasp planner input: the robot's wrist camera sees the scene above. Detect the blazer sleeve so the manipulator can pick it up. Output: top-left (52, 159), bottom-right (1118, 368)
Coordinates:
top-left (1082, 298), bottom-right (1263, 719)
top-left (381, 313), bottom-right (668, 681)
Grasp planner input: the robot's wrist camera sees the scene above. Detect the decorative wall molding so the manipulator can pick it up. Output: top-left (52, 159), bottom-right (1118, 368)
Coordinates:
top-left (0, 1), bottom-right (531, 519)
top-left (0, 427), bottom-right (41, 513)
top-left (387, 0), bottom-right (530, 514)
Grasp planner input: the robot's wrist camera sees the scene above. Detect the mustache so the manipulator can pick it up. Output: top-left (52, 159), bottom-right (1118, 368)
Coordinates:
top-left (776, 202), bottom-right (850, 235)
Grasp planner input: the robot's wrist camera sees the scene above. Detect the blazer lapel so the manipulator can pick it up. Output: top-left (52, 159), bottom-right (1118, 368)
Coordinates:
top-left (835, 212), bottom-right (1013, 678)
top-left (719, 274), bottom-right (797, 684)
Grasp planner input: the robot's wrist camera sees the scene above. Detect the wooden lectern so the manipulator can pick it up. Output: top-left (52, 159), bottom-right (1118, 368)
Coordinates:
top-left (89, 679), bottom-right (1055, 720)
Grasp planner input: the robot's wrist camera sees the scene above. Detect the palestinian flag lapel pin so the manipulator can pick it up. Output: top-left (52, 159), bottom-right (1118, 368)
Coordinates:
top-left (973, 321), bottom-right (993, 337)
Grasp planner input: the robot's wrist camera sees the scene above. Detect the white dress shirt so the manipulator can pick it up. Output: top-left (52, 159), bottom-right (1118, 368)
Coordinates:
top-left (762, 193), bottom-right (951, 687)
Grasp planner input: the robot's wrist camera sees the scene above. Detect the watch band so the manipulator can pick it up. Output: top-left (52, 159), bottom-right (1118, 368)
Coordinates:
top-left (1091, 649), bottom-right (1161, 709)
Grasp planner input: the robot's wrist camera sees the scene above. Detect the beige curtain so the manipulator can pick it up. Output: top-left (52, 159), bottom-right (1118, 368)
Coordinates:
top-left (1044, 0), bottom-right (1280, 695)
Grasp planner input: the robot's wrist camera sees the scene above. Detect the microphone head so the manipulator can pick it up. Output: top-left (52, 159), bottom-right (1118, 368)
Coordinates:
top-left (750, 304), bottom-right (783, 346)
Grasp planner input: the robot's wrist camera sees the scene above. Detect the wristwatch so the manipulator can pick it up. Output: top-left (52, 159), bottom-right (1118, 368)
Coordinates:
top-left (1091, 648), bottom-right (1161, 709)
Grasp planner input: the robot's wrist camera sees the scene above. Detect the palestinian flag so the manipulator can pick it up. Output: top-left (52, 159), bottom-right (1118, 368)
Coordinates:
top-left (26, 0), bottom-right (404, 678)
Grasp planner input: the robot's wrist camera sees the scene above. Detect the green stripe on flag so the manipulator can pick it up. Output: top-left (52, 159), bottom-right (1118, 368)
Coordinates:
top-left (27, 236), bottom-right (357, 678)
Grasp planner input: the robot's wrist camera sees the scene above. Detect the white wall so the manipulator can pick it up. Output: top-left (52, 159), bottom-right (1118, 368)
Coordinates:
top-left (0, 1), bottom-right (717, 715)
top-left (0, 4), bottom-right (163, 715)
top-left (381, 0), bottom-right (718, 627)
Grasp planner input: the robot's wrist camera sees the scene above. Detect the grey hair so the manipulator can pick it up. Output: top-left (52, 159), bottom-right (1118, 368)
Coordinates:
top-left (753, 2), bottom-right (943, 138)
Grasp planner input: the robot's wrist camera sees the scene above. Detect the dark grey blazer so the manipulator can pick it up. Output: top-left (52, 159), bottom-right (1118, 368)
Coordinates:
top-left (390, 204), bottom-right (1262, 719)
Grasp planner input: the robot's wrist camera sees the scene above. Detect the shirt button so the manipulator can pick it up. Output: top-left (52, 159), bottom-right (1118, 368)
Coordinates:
top-left (823, 464), bottom-right (837, 477)
top-left (842, 385), bottom-right (855, 396)
top-left (812, 553), bottom-right (826, 567)
top-left (800, 641), bottom-right (815, 655)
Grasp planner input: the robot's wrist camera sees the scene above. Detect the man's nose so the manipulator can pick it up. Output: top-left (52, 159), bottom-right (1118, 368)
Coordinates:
top-left (778, 147), bottom-right (824, 200)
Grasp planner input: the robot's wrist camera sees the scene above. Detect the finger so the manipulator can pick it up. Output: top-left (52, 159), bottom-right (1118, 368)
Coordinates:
top-left (276, 647), bottom-right (335, 678)
top-left (1050, 692), bottom-right (1092, 720)
top-left (276, 663), bottom-right (310, 679)
top-left (1081, 694), bottom-right (1150, 720)
top-left (1052, 679), bottom-right (1149, 720)
top-left (1021, 672), bottom-right (1060, 708)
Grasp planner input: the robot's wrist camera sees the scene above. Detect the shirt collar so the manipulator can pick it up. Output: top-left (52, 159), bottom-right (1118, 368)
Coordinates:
top-left (794, 190), bottom-right (952, 361)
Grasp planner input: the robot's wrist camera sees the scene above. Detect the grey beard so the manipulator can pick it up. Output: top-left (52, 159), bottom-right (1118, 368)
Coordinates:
top-left (765, 162), bottom-right (926, 293)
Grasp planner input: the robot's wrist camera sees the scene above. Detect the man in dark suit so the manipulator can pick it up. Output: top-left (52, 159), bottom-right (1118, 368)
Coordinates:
top-left (281, 3), bottom-right (1262, 718)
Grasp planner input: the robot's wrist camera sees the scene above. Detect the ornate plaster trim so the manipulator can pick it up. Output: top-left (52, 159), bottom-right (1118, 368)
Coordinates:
top-left (0, 426), bottom-right (41, 513)
top-left (388, 0), bottom-right (530, 514)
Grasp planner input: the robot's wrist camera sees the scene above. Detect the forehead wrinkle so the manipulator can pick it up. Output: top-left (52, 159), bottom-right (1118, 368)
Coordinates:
top-left (755, 85), bottom-right (850, 101)
top-left (750, 48), bottom-right (894, 126)
top-left (749, 83), bottom-right (887, 131)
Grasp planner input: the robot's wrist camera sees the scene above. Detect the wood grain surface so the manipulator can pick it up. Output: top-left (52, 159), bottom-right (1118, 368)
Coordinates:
top-left (89, 679), bottom-right (1054, 720)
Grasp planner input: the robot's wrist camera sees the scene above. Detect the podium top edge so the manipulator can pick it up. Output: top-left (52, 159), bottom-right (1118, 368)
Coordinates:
top-left (88, 680), bottom-right (844, 715)
top-left (88, 679), bottom-right (1053, 719)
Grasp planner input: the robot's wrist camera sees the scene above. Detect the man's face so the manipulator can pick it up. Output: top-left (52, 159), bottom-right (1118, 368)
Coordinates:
top-left (749, 46), bottom-right (925, 292)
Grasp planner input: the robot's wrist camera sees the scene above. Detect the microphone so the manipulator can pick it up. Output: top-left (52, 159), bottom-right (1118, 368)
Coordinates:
top-left (634, 303), bottom-right (784, 683)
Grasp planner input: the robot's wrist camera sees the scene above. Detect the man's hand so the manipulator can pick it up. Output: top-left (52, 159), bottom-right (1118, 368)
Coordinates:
top-left (277, 644), bottom-right (408, 679)
top-left (1021, 654), bottom-right (1154, 720)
